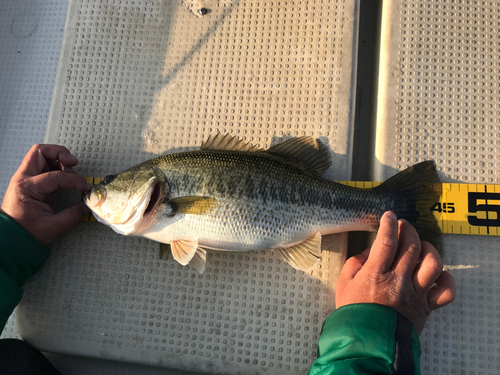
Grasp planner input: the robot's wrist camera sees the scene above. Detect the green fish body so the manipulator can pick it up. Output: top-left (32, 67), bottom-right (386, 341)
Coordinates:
top-left (84, 134), bottom-right (440, 273)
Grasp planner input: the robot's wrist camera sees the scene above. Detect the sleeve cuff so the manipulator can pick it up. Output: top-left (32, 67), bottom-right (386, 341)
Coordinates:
top-left (0, 268), bottom-right (24, 330)
top-left (317, 304), bottom-right (398, 367)
top-left (310, 303), bottom-right (421, 375)
top-left (0, 212), bottom-right (50, 287)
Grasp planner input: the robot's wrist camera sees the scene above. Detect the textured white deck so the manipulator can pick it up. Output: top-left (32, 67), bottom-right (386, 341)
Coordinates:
top-left (376, 1), bottom-right (500, 374)
top-left (8, 0), bottom-right (357, 373)
top-left (1, 0), bottom-right (499, 374)
top-left (0, 0), bottom-right (70, 342)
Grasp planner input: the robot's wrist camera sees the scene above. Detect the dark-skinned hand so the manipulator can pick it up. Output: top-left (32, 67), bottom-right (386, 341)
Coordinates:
top-left (1, 144), bottom-right (92, 245)
top-left (336, 211), bottom-right (456, 334)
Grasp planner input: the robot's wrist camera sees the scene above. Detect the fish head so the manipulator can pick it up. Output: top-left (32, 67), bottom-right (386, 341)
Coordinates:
top-left (84, 164), bottom-right (168, 235)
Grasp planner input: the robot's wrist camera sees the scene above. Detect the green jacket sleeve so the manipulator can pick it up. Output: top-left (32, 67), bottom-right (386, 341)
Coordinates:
top-left (0, 212), bottom-right (50, 331)
top-left (309, 303), bottom-right (421, 375)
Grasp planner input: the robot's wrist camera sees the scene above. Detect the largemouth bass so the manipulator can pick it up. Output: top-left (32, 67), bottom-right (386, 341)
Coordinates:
top-left (84, 134), bottom-right (440, 273)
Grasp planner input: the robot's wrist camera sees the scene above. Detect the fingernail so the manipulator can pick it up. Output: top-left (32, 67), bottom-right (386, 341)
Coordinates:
top-left (386, 211), bottom-right (397, 220)
top-left (86, 181), bottom-right (93, 190)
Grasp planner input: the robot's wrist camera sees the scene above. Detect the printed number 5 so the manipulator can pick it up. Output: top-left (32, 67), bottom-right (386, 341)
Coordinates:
top-left (467, 192), bottom-right (500, 227)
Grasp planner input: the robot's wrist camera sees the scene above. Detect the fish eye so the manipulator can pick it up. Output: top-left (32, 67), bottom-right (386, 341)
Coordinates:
top-left (103, 174), bottom-right (117, 185)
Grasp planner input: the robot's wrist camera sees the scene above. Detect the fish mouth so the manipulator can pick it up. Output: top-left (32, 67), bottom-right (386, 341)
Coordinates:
top-left (84, 188), bottom-right (105, 209)
top-left (135, 180), bottom-right (166, 233)
top-left (83, 167), bottom-right (167, 236)
top-left (144, 182), bottom-right (161, 216)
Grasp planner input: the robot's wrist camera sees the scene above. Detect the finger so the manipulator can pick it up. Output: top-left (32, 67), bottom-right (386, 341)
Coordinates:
top-left (413, 241), bottom-right (443, 291)
top-left (392, 219), bottom-right (422, 274)
top-left (337, 248), bottom-right (370, 283)
top-left (335, 248), bottom-right (370, 302)
top-left (48, 161), bottom-right (76, 174)
top-left (364, 211), bottom-right (399, 273)
top-left (62, 166), bottom-right (76, 174)
top-left (18, 144), bottom-right (78, 177)
top-left (428, 271), bottom-right (456, 311)
top-left (44, 202), bottom-right (89, 243)
top-left (25, 171), bottom-right (93, 199)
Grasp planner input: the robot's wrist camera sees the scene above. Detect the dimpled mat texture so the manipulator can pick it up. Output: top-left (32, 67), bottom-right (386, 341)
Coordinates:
top-left (0, 0), bottom-right (69, 340)
top-left (376, 1), bottom-right (500, 374)
top-left (16, 0), bottom-right (358, 374)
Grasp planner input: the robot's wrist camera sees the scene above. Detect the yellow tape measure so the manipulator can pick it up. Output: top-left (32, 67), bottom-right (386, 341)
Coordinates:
top-left (431, 182), bottom-right (500, 236)
top-left (338, 181), bottom-right (500, 236)
top-left (84, 177), bottom-right (500, 236)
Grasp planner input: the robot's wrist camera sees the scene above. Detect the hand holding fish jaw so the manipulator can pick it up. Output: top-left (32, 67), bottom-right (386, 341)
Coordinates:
top-left (0, 144), bottom-right (93, 245)
top-left (335, 211), bottom-right (456, 334)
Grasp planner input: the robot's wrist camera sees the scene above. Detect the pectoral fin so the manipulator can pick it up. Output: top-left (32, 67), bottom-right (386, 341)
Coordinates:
top-left (168, 196), bottom-right (216, 216)
top-left (171, 240), bottom-right (199, 265)
top-left (170, 240), bottom-right (207, 273)
top-left (274, 232), bottom-right (322, 272)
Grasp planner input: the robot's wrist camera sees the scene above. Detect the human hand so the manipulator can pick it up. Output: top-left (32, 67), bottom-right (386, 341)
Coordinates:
top-left (1, 144), bottom-right (92, 245)
top-left (336, 211), bottom-right (456, 334)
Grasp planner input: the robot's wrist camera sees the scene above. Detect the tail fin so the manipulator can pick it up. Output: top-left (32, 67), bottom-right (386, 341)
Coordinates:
top-left (373, 161), bottom-right (442, 251)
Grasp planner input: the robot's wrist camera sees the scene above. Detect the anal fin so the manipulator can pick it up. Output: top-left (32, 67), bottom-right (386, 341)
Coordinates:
top-left (274, 232), bottom-right (322, 272)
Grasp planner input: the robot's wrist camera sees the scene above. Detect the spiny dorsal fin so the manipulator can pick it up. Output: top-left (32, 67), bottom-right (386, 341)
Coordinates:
top-left (167, 196), bottom-right (217, 215)
top-left (273, 232), bottom-right (322, 272)
top-left (266, 137), bottom-right (332, 174)
top-left (171, 239), bottom-right (198, 265)
top-left (201, 133), bottom-right (261, 152)
top-left (189, 247), bottom-right (207, 274)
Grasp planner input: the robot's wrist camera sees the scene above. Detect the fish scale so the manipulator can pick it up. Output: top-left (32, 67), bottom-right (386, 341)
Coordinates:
top-left (85, 134), bottom-right (441, 273)
top-left (153, 151), bottom-right (376, 236)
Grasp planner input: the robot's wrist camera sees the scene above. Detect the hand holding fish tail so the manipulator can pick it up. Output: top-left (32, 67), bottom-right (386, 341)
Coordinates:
top-left (1, 144), bottom-right (92, 245)
top-left (335, 211), bottom-right (456, 334)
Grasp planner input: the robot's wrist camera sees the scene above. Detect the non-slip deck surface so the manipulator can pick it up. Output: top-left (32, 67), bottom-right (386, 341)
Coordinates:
top-left (376, 1), bottom-right (500, 373)
top-left (15, 0), bottom-right (358, 373)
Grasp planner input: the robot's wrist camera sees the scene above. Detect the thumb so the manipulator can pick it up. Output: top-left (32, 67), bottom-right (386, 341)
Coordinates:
top-left (49, 202), bottom-right (89, 235)
top-left (336, 248), bottom-right (370, 288)
top-left (428, 271), bottom-right (456, 311)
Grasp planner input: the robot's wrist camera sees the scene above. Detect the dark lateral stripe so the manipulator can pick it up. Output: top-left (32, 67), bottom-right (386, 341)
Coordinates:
top-left (392, 312), bottom-right (415, 374)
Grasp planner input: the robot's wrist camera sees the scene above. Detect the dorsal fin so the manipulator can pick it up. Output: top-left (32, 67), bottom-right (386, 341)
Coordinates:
top-left (266, 137), bottom-right (332, 174)
top-left (201, 133), bottom-right (261, 152)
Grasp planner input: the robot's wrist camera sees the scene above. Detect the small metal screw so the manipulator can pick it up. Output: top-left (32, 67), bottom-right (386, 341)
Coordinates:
top-left (198, 8), bottom-right (207, 15)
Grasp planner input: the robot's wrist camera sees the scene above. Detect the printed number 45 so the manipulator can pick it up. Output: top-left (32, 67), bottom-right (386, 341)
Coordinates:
top-left (430, 202), bottom-right (455, 213)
